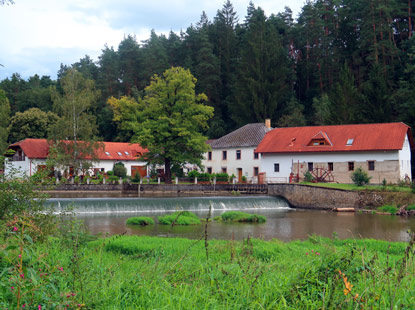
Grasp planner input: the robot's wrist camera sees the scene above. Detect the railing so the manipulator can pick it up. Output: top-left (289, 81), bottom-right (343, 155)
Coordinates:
top-left (263, 177), bottom-right (288, 184)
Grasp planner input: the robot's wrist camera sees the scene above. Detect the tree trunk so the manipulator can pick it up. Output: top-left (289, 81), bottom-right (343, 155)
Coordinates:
top-left (164, 157), bottom-right (172, 184)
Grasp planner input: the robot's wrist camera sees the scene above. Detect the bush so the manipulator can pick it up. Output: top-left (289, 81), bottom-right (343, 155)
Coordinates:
top-left (126, 217), bottom-right (155, 226)
top-left (187, 170), bottom-right (200, 181)
top-left (221, 211), bottom-right (266, 223)
top-left (407, 204), bottom-right (415, 211)
top-left (113, 162), bottom-right (127, 178)
top-left (132, 173), bottom-right (141, 183)
top-left (377, 205), bottom-right (398, 214)
top-left (351, 167), bottom-right (371, 186)
top-left (303, 171), bottom-right (314, 182)
top-left (158, 211), bottom-right (201, 225)
top-left (214, 172), bottom-right (229, 182)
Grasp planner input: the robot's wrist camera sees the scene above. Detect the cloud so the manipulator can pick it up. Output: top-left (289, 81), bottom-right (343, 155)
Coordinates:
top-left (0, 0), bottom-right (304, 80)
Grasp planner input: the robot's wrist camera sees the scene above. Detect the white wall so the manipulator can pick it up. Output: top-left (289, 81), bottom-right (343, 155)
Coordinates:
top-left (4, 157), bottom-right (45, 178)
top-left (398, 134), bottom-right (412, 180)
top-left (95, 160), bottom-right (147, 176)
top-left (261, 151), bottom-right (401, 182)
top-left (202, 146), bottom-right (261, 179)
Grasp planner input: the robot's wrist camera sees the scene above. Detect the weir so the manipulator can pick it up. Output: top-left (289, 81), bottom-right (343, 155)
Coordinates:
top-left (48, 196), bottom-right (290, 214)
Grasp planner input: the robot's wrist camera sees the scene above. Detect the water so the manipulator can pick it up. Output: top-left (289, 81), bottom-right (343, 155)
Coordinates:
top-left (47, 196), bottom-right (415, 242)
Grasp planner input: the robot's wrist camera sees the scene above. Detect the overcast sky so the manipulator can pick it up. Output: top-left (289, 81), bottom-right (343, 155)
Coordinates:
top-left (0, 0), bottom-right (305, 80)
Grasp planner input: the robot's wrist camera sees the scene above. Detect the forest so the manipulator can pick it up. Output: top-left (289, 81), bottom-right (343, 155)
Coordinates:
top-left (1, 0), bottom-right (415, 151)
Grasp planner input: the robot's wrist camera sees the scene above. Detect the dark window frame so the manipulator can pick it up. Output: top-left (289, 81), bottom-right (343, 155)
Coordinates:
top-left (221, 167), bottom-right (227, 173)
top-left (328, 162), bottom-right (333, 171)
top-left (222, 151), bottom-right (227, 160)
top-left (308, 162), bottom-right (314, 171)
top-left (254, 167), bottom-right (259, 176)
top-left (348, 162), bottom-right (354, 171)
top-left (368, 161), bottom-right (375, 171)
top-left (236, 150), bottom-right (241, 160)
top-left (274, 163), bottom-right (280, 172)
top-left (207, 167), bottom-right (212, 174)
top-left (254, 151), bottom-right (259, 159)
top-left (208, 151), bottom-right (212, 161)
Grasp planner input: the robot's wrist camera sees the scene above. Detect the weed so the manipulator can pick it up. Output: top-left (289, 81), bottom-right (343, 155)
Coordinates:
top-left (126, 217), bottom-right (155, 225)
top-left (377, 205), bottom-right (398, 214)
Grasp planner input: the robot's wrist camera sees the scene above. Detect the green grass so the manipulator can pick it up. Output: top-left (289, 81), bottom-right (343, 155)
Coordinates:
top-left (4, 234), bottom-right (415, 309)
top-left (158, 211), bottom-right (201, 225)
top-left (301, 182), bottom-right (413, 192)
top-left (220, 211), bottom-right (267, 223)
top-left (377, 205), bottom-right (398, 214)
top-left (126, 216), bottom-right (155, 226)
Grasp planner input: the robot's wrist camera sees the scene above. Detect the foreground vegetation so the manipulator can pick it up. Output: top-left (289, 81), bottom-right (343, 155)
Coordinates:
top-left (2, 177), bottom-right (415, 309)
top-left (2, 231), bottom-right (415, 309)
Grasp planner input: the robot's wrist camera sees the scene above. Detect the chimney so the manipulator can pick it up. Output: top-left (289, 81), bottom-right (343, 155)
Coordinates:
top-left (265, 118), bottom-right (271, 129)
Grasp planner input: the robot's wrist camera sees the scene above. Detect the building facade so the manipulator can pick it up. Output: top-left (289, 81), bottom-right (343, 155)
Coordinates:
top-left (255, 123), bottom-right (414, 184)
top-left (202, 122), bottom-right (271, 182)
top-left (4, 139), bottom-right (148, 179)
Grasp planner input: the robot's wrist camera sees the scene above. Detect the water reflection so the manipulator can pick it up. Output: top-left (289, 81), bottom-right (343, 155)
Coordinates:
top-left (77, 209), bottom-right (415, 242)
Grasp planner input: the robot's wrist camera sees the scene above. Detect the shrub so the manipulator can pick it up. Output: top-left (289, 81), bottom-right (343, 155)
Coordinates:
top-left (113, 162), bottom-right (127, 178)
top-left (198, 172), bottom-right (211, 182)
top-left (351, 167), bottom-right (371, 186)
top-left (158, 211), bottom-right (201, 225)
top-left (303, 171), bottom-right (314, 182)
top-left (407, 204), bottom-right (415, 211)
top-left (132, 173), bottom-right (141, 183)
top-left (126, 217), bottom-right (155, 226)
top-left (221, 211), bottom-right (266, 223)
top-left (214, 172), bottom-right (229, 182)
top-left (377, 205), bottom-right (398, 214)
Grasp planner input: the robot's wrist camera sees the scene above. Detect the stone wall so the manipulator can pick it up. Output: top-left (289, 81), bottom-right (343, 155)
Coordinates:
top-left (293, 160), bottom-right (400, 184)
top-left (268, 184), bottom-right (359, 210)
top-left (50, 184), bottom-right (123, 191)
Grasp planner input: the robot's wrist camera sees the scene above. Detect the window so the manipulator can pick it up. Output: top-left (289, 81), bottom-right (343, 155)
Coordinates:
top-left (222, 151), bottom-right (227, 160)
top-left (208, 151), bottom-right (212, 161)
top-left (308, 162), bottom-right (314, 171)
top-left (117, 152), bottom-right (123, 156)
top-left (368, 161), bottom-right (375, 171)
top-left (328, 162), bottom-right (333, 171)
top-left (254, 151), bottom-right (259, 159)
top-left (105, 152), bottom-right (110, 156)
top-left (254, 167), bottom-right (259, 176)
top-left (221, 167), bottom-right (227, 173)
top-left (124, 151), bottom-right (130, 155)
top-left (207, 167), bottom-right (212, 174)
top-left (236, 150), bottom-right (241, 160)
top-left (274, 163), bottom-right (280, 172)
top-left (348, 162), bottom-right (354, 171)
top-left (346, 138), bottom-right (354, 146)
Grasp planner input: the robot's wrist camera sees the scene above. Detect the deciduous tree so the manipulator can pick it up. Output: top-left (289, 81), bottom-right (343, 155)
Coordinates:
top-left (109, 67), bottom-right (214, 183)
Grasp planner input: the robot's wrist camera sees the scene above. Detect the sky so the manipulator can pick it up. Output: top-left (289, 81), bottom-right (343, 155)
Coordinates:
top-left (0, 0), bottom-right (305, 80)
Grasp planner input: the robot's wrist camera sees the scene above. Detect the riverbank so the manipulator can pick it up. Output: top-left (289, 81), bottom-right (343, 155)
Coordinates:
top-left (41, 183), bottom-right (415, 211)
top-left (3, 234), bottom-right (414, 309)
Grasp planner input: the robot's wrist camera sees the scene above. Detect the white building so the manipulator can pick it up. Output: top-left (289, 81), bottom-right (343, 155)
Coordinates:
top-left (202, 121), bottom-right (271, 182)
top-left (4, 139), bottom-right (148, 179)
top-left (255, 123), bottom-right (414, 184)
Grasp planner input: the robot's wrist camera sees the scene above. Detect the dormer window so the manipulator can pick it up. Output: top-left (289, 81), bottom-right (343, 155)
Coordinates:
top-left (307, 131), bottom-right (332, 147)
top-left (346, 138), bottom-right (354, 146)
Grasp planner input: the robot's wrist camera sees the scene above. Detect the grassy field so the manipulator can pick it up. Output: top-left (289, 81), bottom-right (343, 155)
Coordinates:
top-left (2, 232), bottom-right (415, 309)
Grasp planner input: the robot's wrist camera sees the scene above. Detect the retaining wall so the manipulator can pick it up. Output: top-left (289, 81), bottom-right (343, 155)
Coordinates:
top-left (268, 184), bottom-right (359, 210)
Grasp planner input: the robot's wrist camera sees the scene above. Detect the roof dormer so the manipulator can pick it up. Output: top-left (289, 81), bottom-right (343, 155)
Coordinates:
top-left (307, 131), bottom-right (332, 146)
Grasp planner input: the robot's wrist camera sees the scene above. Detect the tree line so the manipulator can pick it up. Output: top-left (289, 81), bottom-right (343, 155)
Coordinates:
top-left (1, 0), bottom-right (415, 154)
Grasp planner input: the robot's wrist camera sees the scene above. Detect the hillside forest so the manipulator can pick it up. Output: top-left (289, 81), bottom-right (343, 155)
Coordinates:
top-left (1, 0), bottom-right (415, 152)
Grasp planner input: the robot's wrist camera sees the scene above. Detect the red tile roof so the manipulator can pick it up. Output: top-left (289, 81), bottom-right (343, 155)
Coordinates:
top-left (8, 139), bottom-right (147, 161)
top-left (256, 123), bottom-right (414, 153)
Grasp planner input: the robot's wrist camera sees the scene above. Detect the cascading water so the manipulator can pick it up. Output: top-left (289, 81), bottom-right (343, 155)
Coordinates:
top-left (48, 196), bottom-right (290, 214)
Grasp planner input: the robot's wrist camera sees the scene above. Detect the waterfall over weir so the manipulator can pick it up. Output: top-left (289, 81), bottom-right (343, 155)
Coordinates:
top-left (48, 196), bottom-right (290, 215)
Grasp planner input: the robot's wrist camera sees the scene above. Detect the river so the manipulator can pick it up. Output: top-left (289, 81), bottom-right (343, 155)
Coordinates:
top-left (47, 196), bottom-right (415, 242)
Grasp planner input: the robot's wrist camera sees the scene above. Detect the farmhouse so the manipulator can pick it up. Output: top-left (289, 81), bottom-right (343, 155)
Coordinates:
top-left (4, 138), bottom-right (148, 179)
top-left (202, 121), bottom-right (271, 182)
top-left (255, 122), bottom-right (414, 184)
